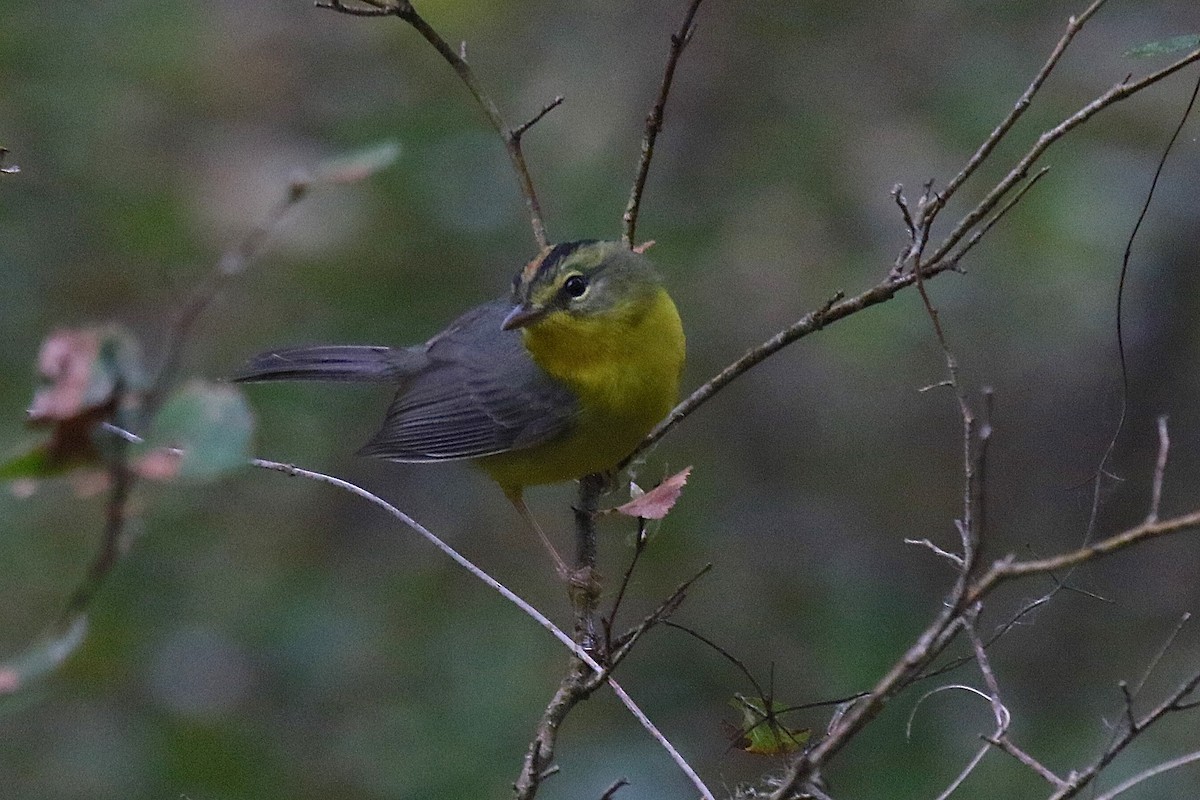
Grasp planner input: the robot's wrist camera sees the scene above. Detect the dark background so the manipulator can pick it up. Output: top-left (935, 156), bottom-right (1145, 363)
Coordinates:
top-left (3, 1), bottom-right (1200, 798)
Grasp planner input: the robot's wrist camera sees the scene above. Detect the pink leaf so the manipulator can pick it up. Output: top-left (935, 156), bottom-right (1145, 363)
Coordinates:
top-left (615, 466), bottom-right (692, 520)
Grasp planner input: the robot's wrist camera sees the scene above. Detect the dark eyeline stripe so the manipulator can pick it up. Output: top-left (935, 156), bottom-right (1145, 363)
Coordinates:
top-left (525, 239), bottom-right (597, 284)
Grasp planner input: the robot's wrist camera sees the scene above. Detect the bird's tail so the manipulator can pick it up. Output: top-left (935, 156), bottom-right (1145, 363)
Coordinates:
top-left (232, 345), bottom-right (416, 384)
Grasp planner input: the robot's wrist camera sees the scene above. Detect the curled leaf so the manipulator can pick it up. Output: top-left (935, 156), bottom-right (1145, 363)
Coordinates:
top-left (614, 466), bottom-right (691, 520)
top-left (0, 147), bottom-right (17, 175)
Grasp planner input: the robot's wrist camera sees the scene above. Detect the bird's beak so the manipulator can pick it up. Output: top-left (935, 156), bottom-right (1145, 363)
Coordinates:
top-left (501, 302), bottom-right (546, 331)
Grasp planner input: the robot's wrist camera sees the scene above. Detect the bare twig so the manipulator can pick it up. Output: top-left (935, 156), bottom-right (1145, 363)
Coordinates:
top-left (513, 96), bottom-right (565, 141)
top-left (906, 684), bottom-right (1007, 800)
top-left (925, 0), bottom-right (1106, 221)
top-left (571, 474), bottom-right (606, 651)
top-left (904, 538), bottom-right (965, 567)
top-left (967, 508), bottom-right (1200, 600)
top-left (1046, 665), bottom-right (1200, 800)
top-left (599, 778), bottom-right (630, 800)
top-left (968, 614), bottom-right (1068, 790)
top-left (622, 0), bottom-right (705, 247)
top-left (925, 44), bottom-right (1200, 271)
top-left (1093, 749), bottom-right (1200, 800)
top-left (626, 41), bottom-right (1200, 470)
top-left (315, 0), bottom-right (392, 17)
top-left (911, 218), bottom-right (981, 576)
top-left (1133, 613), bottom-right (1191, 698)
top-left (602, 517), bottom-right (650, 654)
top-left (320, 0), bottom-right (554, 246)
top-left (147, 180), bottom-right (309, 418)
top-left (767, 499), bottom-right (1200, 800)
top-left (944, 168), bottom-right (1050, 270)
top-left (987, 733), bottom-right (1067, 789)
top-left (1146, 416), bottom-right (1171, 524)
top-left (251, 458), bottom-right (713, 800)
top-left (600, 564), bottom-right (712, 681)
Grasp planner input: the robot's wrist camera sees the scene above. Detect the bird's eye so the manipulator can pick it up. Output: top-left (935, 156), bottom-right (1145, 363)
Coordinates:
top-left (563, 274), bottom-right (588, 299)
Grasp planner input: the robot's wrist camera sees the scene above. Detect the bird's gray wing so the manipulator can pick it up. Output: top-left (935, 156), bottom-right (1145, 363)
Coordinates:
top-left (357, 300), bottom-right (579, 462)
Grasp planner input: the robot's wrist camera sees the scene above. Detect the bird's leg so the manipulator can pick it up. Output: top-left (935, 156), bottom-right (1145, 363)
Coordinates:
top-left (509, 493), bottom-right (570, 578)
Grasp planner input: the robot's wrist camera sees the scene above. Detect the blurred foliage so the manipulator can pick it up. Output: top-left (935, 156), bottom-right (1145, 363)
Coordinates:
top-left (3, 1), bottom-right (1200, 799)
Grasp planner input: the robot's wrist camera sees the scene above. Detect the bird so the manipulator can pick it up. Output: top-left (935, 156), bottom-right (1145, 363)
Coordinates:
top-left (233, 240), bottom-right (685, 574)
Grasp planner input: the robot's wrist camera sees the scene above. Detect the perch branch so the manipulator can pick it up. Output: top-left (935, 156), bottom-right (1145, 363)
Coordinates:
top-left (251, 458), bottom-right (713, 800)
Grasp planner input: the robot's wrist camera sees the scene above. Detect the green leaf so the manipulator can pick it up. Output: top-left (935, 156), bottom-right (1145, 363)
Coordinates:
top-left (1125, 34), bottom-right (1200, 59)
top-left (0, 444), bottom-right (76, 480)
top-left (144, 380), bottom-right (255, 481)
top-left (731, 694), bottom-right (810, 755)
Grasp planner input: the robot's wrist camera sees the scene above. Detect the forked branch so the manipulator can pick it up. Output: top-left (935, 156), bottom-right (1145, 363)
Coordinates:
top-left (318, 0), bottom-right (559, 247)
top-left (629, 18), bottom-right (1200, 465)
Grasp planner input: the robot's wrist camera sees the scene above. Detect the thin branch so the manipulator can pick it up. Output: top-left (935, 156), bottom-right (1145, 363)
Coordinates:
top-left (925, 0), bottom-right (1106, 220)
top-left (571, 474), bottom-right (606, 651)
top-left (1093, 749), bottom-right (1200, 800)
top-left (254, 458), bottom-right (582, 654)
top-left (626, 44), bottom-right (1200, 469)
top-left (765, 501), bottom-right (1200, 800)
top-left (968, 508), bottom-right (1200, 600)
top-left (602, 517), bottom-right (650, 654)
top-left (924, 44), bottom-right (1200, 270)
top-left (599, 564), bottom-right (712, 683)
top-left (600, 778), bottom-right (630, 800)
top-left (1133, 612), bottom-right (1191, 698)
top-left (968, 614), bottom-right (1067, 790)
top-left (320, 0), bottom-right (553, 246)
top-left (904, 537), bottom-right (965, 567)
top-left (1146, 415), bottom-right (1171, 524)
top-left (146, 180), bottom-right (309, 419)
top-left (1046, 664), bottom-right (1200, 800)
top-left (622, 0), bottom-right (705, 247)
top-left (251, 457), bottom-right (713, 800)
top-left (315, 0), bottom-right (392, 17)
top-left (944, 167), bottom-right (1050, 270)
top-left (912, 219), bottom-right (979, 575)
top-left (987, 733), bottom-right (1066, 789)
top-left (513, 96), bottom-right (565, 141)
top-left (910, 684), bottom-right (1005, 800)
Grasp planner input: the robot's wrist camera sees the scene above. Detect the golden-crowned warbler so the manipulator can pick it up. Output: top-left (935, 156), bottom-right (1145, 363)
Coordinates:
top-left (235, 240), bottom-right (685, 567)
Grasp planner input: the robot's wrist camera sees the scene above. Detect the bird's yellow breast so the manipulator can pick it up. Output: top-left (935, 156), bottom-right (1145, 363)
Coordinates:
top-left (479, 287), bottom-right (684, 495)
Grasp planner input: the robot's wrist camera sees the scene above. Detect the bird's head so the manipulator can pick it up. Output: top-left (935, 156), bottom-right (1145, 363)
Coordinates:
top-left (501, 240), bottom-right (664, 331)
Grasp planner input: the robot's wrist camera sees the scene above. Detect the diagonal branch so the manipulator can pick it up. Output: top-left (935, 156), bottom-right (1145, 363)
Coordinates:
top-left (622, 0), bottom-right (705, 247)
top-left (251, 458), bottom-right (714, 800)
top-left (319, 0), bottom-right (556, 247)
top-left (924, 0), bottom-right (1107, 221)
top-left (626, 41), bottom-right (1200, 467)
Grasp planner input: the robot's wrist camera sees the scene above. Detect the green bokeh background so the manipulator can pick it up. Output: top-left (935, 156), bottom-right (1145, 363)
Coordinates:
top-left (4, 1), bottom-right (1200, 798)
